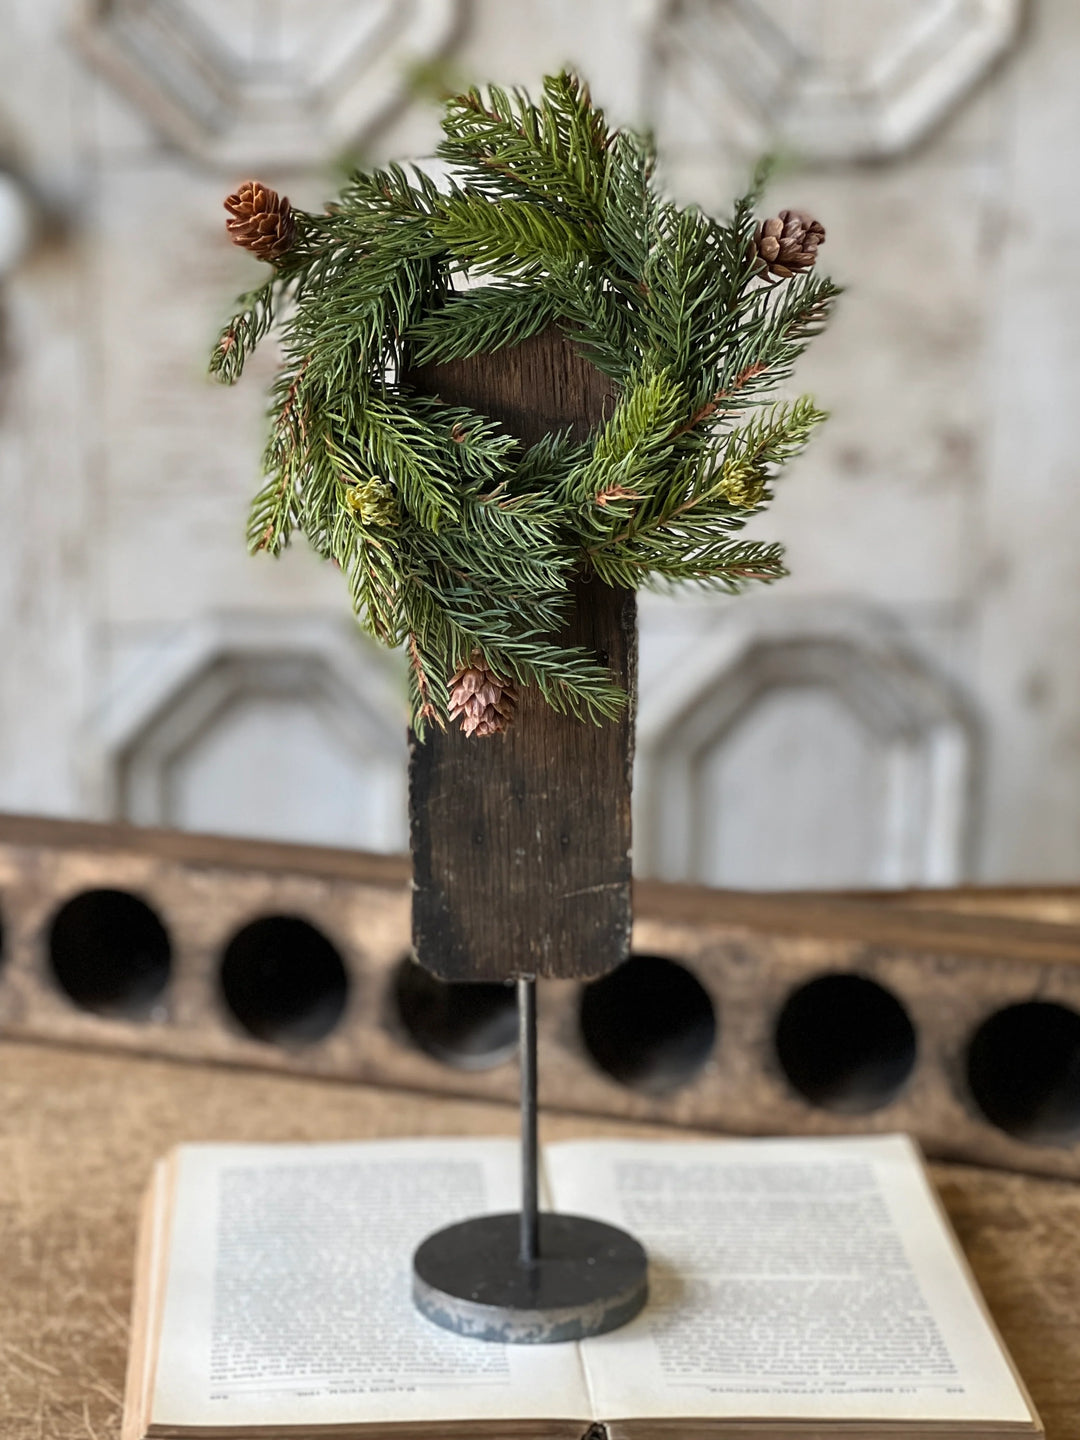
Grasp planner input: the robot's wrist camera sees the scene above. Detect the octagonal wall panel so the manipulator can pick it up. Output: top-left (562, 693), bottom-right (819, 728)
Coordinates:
top-left (697, 683), bottom-right (882, 890)
top-left (74, 0), bottom-right (463, 169)
top-left (102, 617), bottom-right (409, 853)
top-left (637, 610), bottom-right (975, 889)
top-left (646, 0), bottom-right (1022, 162)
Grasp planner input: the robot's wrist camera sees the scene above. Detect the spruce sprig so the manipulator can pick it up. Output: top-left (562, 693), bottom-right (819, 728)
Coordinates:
top-left (212, 71), bottom-right (838, 735)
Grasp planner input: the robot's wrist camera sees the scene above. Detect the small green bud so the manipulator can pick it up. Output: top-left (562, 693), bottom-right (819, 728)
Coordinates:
top-left (345, 477), bottom-right (398, 527)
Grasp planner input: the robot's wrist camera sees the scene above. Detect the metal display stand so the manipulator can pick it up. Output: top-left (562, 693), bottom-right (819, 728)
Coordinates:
top-left (407, 330), bottom-right (649, 1343)
top-left (412, 979), bottom-right (648, 1342)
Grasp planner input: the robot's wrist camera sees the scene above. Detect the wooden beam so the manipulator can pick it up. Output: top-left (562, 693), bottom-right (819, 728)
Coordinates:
top-left (408, 330), bottom-right (636, 981)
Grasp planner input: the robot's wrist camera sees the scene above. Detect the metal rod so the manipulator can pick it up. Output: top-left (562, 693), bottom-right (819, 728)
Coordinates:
top-left (518, 976), bottom-right (539, 1265)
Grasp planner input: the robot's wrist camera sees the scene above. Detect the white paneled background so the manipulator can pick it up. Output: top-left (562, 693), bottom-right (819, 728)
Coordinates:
top-left (0, 0), bottom-right (1076, 888)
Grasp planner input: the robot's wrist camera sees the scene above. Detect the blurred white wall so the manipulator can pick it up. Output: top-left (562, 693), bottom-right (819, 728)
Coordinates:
top-left (0, 0), bottom-right (1075, 889)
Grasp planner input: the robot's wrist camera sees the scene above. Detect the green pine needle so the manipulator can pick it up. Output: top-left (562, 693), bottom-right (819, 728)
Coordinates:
top-left (211, 68), bottom-right (838, 733)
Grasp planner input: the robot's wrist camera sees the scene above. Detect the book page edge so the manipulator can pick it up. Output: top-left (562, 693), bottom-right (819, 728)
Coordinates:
top-left (907, 1139), bottom-right (1043, 1437)
top-left (122, 1156), bottom-right (173, 1440)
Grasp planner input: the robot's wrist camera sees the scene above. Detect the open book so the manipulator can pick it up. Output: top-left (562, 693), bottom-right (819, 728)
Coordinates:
top-left (123, 1133), bottom-right (1041, 1440)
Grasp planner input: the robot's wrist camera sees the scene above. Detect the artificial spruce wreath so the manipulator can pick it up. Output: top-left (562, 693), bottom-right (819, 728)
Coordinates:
top-left (212, 72), bottom-right (838, 737)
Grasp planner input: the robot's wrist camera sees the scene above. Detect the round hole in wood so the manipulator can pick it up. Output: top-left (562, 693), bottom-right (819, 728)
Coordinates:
top-left (775, 972), bottom-right (916, 1113)
top-left (967, 1001), bottom-right (1080, 1144)
top-left (393, 958), bottom-right (518, 1070)
top-left (48, 888), bottom-right (171, 1019)
top-left (579, 954), bottom-right (717, 1095)
top-left (219, 915), bottom-right (348, 1045)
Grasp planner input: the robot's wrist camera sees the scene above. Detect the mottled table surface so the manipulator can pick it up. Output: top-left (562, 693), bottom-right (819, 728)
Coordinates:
top-left (1, 1040), bottom-right (1076, 1439)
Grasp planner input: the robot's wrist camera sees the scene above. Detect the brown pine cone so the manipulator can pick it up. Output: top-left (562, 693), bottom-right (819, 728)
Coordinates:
top-left (749, 209), bottom-right (825, 279)
top-left (224, 180), bottom-right (296, 262)
top-left (449, 653), bottom-right (518, 738)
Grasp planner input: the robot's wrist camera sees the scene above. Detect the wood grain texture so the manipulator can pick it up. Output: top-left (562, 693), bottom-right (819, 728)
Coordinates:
top-left (9, 817), bottom-right (1080, 1178)
top-left (410, 327), bottom-right (617, 450)
top-left (0, 1040), bottom-right (1078, 1440)
top-left (409, 329), bottom-right (636, 981)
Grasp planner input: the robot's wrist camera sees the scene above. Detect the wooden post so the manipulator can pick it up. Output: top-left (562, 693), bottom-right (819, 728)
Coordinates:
top-left (409, 329), bottom-right (636, 982)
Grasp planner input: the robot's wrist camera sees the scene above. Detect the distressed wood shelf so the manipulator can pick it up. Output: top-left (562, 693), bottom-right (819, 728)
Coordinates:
top-left (4, 814), bottom-right (1080, 1178)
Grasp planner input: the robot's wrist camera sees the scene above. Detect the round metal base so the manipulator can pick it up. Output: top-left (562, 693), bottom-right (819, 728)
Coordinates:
top-left (412, 1212), bottom-right (648, 1344)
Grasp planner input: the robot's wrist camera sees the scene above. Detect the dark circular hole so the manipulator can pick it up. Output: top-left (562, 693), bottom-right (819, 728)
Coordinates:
top-left (393, 958), bottom-right (518, 1070)
top-left (967, 1001), bottom-right (1080, 1144)
top-left (220, 915), bottom-right (348, 1045)
top-left (48, 888), bottom-right (171, 1019)
top-left (580, 954), bottom-right (717, 1095)
top-left (775, 972), bottom-right (917, 1114)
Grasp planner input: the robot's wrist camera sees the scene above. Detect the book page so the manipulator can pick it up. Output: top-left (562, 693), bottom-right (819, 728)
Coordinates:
top-left (547, 1134), bottom-right (1032, 1426)
top-left (151, 1138), bottom-right (590, 1430)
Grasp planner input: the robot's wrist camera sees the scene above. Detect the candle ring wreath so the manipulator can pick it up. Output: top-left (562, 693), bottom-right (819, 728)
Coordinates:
top-left (211, 71), bottom-right (838, 739)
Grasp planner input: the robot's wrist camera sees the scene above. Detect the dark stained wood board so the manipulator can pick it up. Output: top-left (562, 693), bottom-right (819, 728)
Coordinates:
top-left (408, 329), bottom-right (636, 981)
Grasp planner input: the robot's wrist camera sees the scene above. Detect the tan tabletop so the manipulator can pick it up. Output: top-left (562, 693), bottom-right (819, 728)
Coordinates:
top-left (1, 1039), bottom-right (1077, 1440)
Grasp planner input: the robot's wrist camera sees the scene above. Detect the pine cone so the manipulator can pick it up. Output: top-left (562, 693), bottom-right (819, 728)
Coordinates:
top-left (224, 180), bottom-right (296, 262)
top-left (749, 210), bottom-right (825, 280)
top-left (449, 653), bottom-right (518, 738)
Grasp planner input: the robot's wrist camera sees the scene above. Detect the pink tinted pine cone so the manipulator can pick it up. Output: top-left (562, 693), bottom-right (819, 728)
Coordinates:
top-left (449, 654), bottom-right (518, 737)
